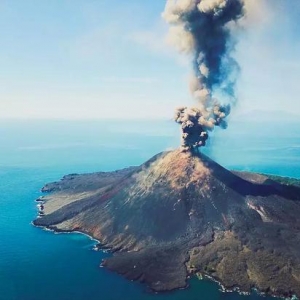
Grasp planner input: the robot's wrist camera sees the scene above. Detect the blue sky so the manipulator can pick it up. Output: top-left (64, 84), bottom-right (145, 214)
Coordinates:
top-left (1, 0), bottom-right (300, 120)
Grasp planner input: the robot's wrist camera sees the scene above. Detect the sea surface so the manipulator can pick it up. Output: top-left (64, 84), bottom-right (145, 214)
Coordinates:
top-left (1, 119), bottom-right (300, 300)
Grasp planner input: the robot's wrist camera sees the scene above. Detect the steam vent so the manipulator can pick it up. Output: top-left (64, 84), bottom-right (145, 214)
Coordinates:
top-left (34, 150), bottom-right (300, 298)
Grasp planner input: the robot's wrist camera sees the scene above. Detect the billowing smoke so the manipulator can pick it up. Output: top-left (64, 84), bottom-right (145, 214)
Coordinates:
top-left (162, 0), bottom-right (246, 151)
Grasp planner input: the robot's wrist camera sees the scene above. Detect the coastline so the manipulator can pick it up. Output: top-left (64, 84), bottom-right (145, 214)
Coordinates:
top-left (31, 155), bottom-right (300, 299)
top-left (31, 220), bottom-right (298, 300)
top-left (32, 222), bottom-right (101, 245)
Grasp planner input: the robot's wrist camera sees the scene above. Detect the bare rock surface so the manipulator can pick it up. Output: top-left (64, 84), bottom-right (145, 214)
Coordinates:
top-left (33, 150), bottom-right (300, 298)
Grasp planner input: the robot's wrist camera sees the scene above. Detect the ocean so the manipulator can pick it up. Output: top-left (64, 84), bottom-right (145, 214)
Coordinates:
top-left (1, 119), bottom-right (300, 300)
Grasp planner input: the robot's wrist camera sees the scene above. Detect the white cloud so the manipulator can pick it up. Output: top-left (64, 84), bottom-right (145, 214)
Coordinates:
top-left (71, 25), bottom-right (122, 61)
top-left (127, 26), bottom-right (189, 68)
top-left (127, 27), bottom-right (170, 56)
top-left (100, 76), bottom-right (158, 84)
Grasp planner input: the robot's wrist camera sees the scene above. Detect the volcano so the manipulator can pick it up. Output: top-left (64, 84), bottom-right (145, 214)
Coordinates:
top-left (34, 150), bottom-right (300, 298)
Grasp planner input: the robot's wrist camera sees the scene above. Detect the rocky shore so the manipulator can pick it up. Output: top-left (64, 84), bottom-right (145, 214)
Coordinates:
top-left (33, 150), bottom-right (300, 298)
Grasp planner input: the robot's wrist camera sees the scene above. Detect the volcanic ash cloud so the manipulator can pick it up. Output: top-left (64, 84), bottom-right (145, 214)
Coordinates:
top-left (162, 0), bottom-right (246, 151)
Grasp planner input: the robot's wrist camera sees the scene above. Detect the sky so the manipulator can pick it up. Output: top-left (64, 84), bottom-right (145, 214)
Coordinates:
top-left (1, 0), bottom-right (300, 120)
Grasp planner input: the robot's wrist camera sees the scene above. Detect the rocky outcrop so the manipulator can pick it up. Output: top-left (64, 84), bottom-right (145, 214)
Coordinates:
top-left (33, 150), bottom-right (300, 298)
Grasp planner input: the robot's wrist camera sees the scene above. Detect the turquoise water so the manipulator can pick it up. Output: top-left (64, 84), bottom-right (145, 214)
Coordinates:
top-left (1, 119), bottom-right (299, 300)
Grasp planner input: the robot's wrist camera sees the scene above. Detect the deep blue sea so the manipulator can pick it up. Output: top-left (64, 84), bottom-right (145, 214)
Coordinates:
top-left (1, 119), bottom-right (300, 300)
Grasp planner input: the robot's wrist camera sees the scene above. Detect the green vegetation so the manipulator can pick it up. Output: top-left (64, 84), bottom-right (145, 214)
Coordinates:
top-left (264, 174), bottom-right (300, 187)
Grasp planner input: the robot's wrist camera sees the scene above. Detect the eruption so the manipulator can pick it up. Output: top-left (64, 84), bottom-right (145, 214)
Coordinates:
top-left (162, 0), bottom-right (246, 151)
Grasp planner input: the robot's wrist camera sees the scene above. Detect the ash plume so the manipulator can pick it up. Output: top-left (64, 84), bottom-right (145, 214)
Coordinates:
top-left (162, 0), bottom-right (245, 151)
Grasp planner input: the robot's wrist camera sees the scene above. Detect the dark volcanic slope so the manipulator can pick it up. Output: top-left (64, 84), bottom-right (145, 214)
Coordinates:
top-left (34, 150), bottom-right (300, 297)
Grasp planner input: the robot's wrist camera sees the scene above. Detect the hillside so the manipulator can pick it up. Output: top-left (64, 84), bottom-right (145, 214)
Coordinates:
top-left (34, 150), bottom-right (300, 298)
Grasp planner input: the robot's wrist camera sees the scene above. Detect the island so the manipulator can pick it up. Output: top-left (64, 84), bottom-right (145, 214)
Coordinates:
top-left (33, 150), bottom-right (300, 299)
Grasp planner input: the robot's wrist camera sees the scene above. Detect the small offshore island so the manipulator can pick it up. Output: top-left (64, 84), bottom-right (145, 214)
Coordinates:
top-left (33, 150), bottom-right (300, 299)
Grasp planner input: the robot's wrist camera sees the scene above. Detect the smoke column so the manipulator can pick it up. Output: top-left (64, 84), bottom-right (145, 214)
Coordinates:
top-left (162, 0), bottom-right (246, 151)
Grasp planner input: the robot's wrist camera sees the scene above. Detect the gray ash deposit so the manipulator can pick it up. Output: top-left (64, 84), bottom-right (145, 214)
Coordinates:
top-left (34, 150), bottom-right (300, 298)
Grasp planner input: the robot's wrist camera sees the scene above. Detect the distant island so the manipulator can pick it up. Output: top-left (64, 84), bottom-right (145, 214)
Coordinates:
top-left (33, 150), bottom-right (300, 299)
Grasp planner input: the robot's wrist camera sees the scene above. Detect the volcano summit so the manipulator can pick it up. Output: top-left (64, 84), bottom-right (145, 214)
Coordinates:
top-left (34, 150), bottom-right (300, 298)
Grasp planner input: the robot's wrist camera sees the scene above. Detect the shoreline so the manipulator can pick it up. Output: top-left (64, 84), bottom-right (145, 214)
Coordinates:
top-left (31, 222), bottom-right (102, 248)
top-left (31, 156), bottom-right (300, 300)
top-left (31, 221), bottom-right (297, 300)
